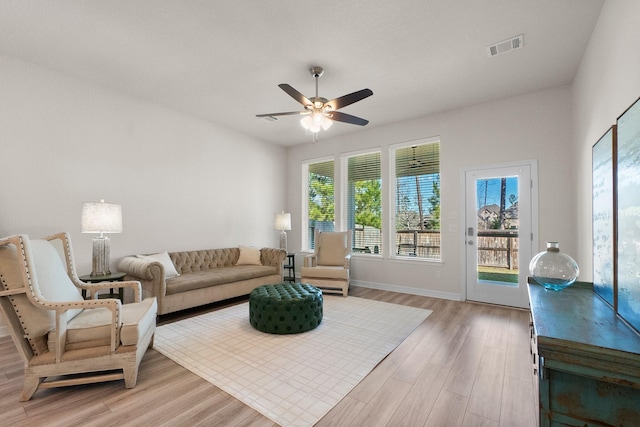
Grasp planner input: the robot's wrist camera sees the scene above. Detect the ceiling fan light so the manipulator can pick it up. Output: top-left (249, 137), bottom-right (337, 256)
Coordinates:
top-left (301, 116), bottom-right (312, 130)
top-left (301, 116), bottom-right (320, 133)
top-left (321, 118), bottom-right (333, 131)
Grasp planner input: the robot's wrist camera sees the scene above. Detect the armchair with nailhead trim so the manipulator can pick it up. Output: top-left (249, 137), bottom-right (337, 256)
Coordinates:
top-left (0, 232), bottom-right (157, 401)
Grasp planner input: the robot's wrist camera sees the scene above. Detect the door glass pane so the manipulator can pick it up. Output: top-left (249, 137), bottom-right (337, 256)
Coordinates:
top-left (476, 177), bottom-right (519, 286)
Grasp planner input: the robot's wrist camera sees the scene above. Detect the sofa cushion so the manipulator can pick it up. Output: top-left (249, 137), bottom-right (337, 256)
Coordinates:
top-left (165, 265), bottom-right (278, 295)
top-left (137, 252), bottom-right (180, 278)
top-left (237, 245), bottom-right (261, 265)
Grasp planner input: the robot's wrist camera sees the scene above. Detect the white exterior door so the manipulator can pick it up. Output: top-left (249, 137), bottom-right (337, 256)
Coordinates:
top-left (464, 162), bottom-right (536, 308)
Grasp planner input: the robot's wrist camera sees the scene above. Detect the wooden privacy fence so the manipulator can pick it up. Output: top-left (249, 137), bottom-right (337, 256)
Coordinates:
top-left (349, 227), bottom-right (516, 267)
top-left (477, 230), bottom-right (519, 270)
top-left (395, 230), bottom-right (441, 258)
top-left (353, 225), bottom-right (382, 254)
top-left (351, 228), bottom-right (442, 258)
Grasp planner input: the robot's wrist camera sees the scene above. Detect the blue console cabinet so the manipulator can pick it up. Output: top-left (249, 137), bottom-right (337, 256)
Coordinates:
top-left (528, 282), bottom-right (640, 426)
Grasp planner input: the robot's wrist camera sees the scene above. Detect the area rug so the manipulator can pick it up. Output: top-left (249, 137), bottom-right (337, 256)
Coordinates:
top-left (153, 296), bottom-right (432, 427)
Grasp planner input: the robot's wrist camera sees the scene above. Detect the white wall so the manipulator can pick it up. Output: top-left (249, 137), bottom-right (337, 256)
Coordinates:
top-left (572, 0), bottom-right (640, 281)
top-left (5, 0), bottom-right (636, 296)
top-left (0, 54), bottom-right (287, 274)
top-left (287, 86), bottom-right (574, 299)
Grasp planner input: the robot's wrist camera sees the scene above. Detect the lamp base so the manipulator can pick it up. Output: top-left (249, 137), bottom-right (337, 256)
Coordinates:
top-left (91, 236), bottom-right (111, 277)
top-left (279, 230), bottom-right (288, 253)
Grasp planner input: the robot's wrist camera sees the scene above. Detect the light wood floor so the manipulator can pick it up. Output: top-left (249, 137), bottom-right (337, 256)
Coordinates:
top-left (0, 287), bottom-right (537, 427)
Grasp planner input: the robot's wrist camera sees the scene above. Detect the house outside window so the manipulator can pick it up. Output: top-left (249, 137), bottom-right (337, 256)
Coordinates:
top-left (341, 150), bottom-right (382, 255)
top-left (303, 158), bottom-right (335, 250)
top-left (390, 139), bottom-right (441, 260)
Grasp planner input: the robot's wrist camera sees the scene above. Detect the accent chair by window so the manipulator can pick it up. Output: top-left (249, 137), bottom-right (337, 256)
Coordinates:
top-left (300, 230), bottom-right (351, 297)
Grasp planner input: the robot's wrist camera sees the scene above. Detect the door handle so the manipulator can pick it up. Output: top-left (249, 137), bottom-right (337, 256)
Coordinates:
top-left (467, 240), bottom-right (474, 245)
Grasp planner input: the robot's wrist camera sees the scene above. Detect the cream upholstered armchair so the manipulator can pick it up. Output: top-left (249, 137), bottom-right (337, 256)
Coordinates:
top-left (0, 232), bottom-right (157, 401)
top-left (301, 230), bottom-right (351, 297)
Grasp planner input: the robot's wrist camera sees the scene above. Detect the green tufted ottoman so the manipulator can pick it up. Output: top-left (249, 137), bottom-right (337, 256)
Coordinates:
top-left (249, 283), bottom-right (323, 334)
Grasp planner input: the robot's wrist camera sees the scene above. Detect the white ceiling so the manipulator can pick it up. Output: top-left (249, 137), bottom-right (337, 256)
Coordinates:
top-left (0, 1), bottom-right (604, 146)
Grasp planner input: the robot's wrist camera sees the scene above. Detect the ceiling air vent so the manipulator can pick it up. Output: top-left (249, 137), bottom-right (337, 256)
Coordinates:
top-left (487, 34), bottom-right (524, 57)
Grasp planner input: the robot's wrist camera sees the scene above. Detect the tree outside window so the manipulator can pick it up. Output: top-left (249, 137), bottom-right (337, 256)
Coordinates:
top-left (345, 151), bottom-right (382, 254)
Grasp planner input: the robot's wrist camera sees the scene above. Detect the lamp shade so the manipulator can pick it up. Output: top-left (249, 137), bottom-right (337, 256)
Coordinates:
top-left (81, 200), bottom-right (122, 234)
top-left (274, 212), bottom-right (291, 231)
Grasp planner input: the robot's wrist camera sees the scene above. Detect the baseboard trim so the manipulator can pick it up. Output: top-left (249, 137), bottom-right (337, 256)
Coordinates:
top-left (350, 280), bottom-right (461, 301)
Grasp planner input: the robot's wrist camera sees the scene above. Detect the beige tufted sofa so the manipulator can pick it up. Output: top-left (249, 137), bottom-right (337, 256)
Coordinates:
top-left (118, 247), bottom-right (286, 315)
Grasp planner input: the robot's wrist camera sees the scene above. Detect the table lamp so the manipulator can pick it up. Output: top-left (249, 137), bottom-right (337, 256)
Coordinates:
top-left (274, 211), bottom-right (291, 252)
top-left (81, 199), bottom-right (122, 276)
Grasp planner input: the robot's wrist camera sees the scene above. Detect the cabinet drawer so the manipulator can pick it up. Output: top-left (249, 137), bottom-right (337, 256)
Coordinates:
top-left (545, 369), bottom-right (640, 425)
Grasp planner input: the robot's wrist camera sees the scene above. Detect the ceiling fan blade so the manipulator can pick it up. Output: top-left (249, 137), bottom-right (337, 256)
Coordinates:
top-left (256, 111), bottom-right (308, 118)
top-left (325, 88), bottom-right (373, 111)
top-left (278, 84), bottom-right (312, 107)
top-left (328, 111), bottom-right (369, 126)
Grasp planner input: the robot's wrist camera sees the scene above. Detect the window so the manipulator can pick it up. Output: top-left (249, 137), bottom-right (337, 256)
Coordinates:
top-left (302, 139), bottom-right (441, 260)
top-left (303, 158), bottom-right (335, 250)
top-left (342, 150), bottom-right (382, 255)
top-left (391, 140), bottom-right (440, 259)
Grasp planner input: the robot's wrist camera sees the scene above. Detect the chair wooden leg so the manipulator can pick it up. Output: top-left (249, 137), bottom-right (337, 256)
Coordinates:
top-left (123, 366), bottom-right (139, 388)
top-left (20, 376), bottom-right (41, 401)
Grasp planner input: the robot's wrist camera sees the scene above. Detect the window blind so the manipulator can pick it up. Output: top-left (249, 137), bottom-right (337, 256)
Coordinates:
top-left (394, 142), bottom-right (441, 259)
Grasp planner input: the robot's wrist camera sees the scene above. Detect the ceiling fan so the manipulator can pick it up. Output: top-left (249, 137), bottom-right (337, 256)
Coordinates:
top-left (256, 66), bottom-right (373, 135)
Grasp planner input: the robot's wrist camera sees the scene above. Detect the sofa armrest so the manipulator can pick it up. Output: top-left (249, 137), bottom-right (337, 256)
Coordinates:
top-left (260, 248), bottom-right (287, 274)
top-left (118, 256), bottom-right (166, 297)
top-left (118, 257), bottom-right (159, 280)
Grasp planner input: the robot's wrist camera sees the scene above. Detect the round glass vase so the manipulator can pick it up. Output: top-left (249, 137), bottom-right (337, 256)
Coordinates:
top-left (528, 242), bottom-right (579, 291)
